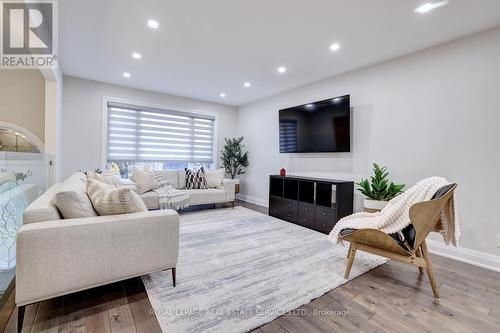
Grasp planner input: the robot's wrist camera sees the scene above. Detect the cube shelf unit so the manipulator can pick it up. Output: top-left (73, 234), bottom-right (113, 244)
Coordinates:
top-left (268, 175), bottom-right (354, 234)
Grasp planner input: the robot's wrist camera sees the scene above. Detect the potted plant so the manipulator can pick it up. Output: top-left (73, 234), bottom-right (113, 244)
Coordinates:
top-left (220, 137), bottom-right (249, 193)
top-left (357, 163), bottom-right (405, 212)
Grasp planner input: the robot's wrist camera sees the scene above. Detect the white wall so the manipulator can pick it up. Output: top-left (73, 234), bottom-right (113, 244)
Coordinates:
top-left (61, 76), bottom-right (237, 179)
top-left (237, 26), bottom-right (500, 257)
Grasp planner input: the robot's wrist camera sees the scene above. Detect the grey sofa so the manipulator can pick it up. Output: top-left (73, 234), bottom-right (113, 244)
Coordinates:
top-left (15, 179), bottom-right (180, 332)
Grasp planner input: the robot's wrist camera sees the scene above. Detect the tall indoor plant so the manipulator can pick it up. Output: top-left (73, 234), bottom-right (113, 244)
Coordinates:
top-left (220, 137), bottom-right (249, 193)
top-left (220, 137), bottom-right (249, 179)
top-left (357, 163), bottom-right (405, 212)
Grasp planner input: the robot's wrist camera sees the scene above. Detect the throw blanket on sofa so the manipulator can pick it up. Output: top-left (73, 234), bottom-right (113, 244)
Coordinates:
top-left (328, 177), bottom-right (460, 246)
top-left (154, 185), bottom-right (190, 210)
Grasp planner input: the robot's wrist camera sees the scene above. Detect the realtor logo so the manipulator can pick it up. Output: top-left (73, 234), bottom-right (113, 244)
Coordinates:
top-left (1, 0), bottom-right (57, 68)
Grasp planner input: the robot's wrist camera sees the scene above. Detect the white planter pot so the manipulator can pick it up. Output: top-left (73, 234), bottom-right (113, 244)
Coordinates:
top-left (364, 199), bottom-right (388, 211)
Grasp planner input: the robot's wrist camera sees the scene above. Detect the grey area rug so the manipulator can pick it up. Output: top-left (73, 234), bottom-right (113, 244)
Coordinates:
top-left (142, 206), bottom-right (387, 333)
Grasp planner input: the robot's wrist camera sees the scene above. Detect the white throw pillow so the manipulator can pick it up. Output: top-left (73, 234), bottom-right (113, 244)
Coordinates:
top-left (87, 179), bottom-right (147, 215)
top-left (54, 173), bottom-right (98, 219)
top-left (132, 168), bottom-right (159, 194)
top-left (119, 178), bottom-right (139, 193)
top-left (205, 168), bottom-right (225, 188)
top-left (177, 170), bottom-right (186, 189)
top-left (87, 172), bottom-right (121, 187)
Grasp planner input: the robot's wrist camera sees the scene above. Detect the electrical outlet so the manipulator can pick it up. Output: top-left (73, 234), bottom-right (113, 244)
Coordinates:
top-left (497, 235), bottom-right (500, 248)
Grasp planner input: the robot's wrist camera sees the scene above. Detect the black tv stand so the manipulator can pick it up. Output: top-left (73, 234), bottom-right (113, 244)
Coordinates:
top-left (268, 175), bottom-right (354, 234)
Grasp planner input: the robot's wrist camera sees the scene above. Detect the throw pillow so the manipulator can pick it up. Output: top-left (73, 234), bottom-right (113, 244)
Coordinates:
top-left (87, 171), bottom-right (121, 188)
top-left (185, 167), bottom-right (208, 189)
top-left (177, 170), bottom-right (186, 189)
top-left (87, 179), bottom-right (147, 215)
top-left (205, 168), bottom-right (225, 188)
top-left (152, 170), bottom-right (169, 188)
top-left (54, 173), bottom-right (98, 219)
top-left (132, 168), bottom-right (159, 194)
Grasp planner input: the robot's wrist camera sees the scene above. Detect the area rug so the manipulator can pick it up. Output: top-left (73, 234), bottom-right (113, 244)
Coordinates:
top-left (142, 206), bottom-right (387, 333)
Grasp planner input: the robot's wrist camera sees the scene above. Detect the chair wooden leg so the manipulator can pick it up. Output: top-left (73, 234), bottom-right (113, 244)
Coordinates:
top-left (17, 305), bottom-right (25, 333)
top-left (347, 242), bottom-right (353, 259)
top-left (171, 267), bottom-right (176, 287)
top-left (344, 242), bottom-right (357, 279)
top-left (420, 241), bottom-right (440, 300)
top-left (416, 247), bottom-right (424, 273)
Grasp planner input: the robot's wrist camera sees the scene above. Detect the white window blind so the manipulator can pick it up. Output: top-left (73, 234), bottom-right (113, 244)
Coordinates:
top-left (106, 102), bottom-right (215, 163)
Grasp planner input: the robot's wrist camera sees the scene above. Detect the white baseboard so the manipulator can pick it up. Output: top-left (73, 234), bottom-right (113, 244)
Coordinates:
top-left (426, 240), bottom-right (500, 272)
top-left (237, 194), bottom-right (268, 208)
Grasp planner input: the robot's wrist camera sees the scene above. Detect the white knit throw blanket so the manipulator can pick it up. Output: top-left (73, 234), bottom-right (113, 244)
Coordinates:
top-left (328, 177), bottom-right (460, 246)
top-left (154, 185), bottom-right (190, 210)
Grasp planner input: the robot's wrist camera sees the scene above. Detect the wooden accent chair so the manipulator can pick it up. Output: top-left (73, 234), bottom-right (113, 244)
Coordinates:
top-left (341, 184), bottom-right (457, 300)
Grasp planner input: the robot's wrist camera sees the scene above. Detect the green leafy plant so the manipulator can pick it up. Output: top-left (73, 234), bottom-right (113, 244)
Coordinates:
top-left (356, 163), bottom-right (405, 201)
top-left (220, 137), bottom-right (249, 179)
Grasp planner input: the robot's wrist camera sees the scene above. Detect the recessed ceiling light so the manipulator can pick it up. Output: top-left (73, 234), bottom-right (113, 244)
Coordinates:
top-left (123, 72), bottom-right (131, 78)
top-left (244, 82), bottom-right (251, 87)
top-left (277, 66), bottom-right (287, 74)
top-left (132, 52), bottom-right (142, 59)
top-left (147, 19), bottom-right (159, 29)
top-left (305, 104), bottom-right (314, 109)
top-left (415, 1), bottom-right (449, 14)
top-left (220, 93), bottom-right (226, 98)
top-left (329, 43), bottom-right (340, 51)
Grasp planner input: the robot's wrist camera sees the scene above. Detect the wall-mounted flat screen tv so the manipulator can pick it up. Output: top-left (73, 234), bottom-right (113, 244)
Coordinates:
top-left (279, 95), bottom-right (350, 153)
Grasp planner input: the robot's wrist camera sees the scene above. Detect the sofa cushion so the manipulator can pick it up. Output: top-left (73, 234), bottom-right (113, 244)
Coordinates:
top-left (140, 191), bottom-right (160, 210)
top-left (177, 170), bottom-right (186, 189)
top-left (54, 173), bottom-right (98, 219)
top-left (152, 170), bottom-right (169, 187)
top-left (205, 168), bottom-right (225, 188)
top-left (87, 179), bottom-right (147, 215)
top-left (185, 188), bottom-right (226, 205)
top-left (24, 183), bottom-right (63, 224)
top-left (133, 168), bottom-right (159, 194)
top-left (160, 170), bottom-right (180, 189)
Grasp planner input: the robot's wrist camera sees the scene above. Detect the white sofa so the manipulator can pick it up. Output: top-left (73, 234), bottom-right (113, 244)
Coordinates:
top-left (15, 175), bottom-right (180, 333)
top-left (137, 169), bottom-right (238, 210)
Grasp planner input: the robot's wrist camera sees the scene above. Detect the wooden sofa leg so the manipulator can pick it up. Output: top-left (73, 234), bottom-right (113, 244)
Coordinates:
top-left (344, 242), bottom-right (357, 279)
top-left (172, 267), bottom-right (176, 287)
top-left (18, 305), bottom-right (25, 333)
top-left (416, 247), bottom-right (424, 274)
top-left (421, 241), bottom-right (440, 300)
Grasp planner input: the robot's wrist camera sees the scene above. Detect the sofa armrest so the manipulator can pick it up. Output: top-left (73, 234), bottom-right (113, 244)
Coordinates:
top-left (16, 210), bottom-right (179, 306)
top-left (223, 178), bottom-right (237, 201)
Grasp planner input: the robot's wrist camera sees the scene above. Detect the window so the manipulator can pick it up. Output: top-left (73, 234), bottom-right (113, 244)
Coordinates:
top-left (279, 120), bottom-right (297, 153)
top-left (105, 101), bottom-right (215, 178)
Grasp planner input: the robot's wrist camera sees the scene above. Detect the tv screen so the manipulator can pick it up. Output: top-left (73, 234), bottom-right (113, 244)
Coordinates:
top-left (279, 95), bottom-right (350, 153)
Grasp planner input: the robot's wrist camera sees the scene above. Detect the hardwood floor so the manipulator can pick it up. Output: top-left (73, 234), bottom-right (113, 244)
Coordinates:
top-left (3, 201), bottom-right (500, 333)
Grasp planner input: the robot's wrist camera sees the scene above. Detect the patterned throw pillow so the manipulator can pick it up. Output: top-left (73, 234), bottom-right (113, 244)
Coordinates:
top-left (86, 179), bottom-right (147, 215)
top-left (185, 167), bottom-right (208, 189)
top-left (152, 170), bottom-right (169, 188)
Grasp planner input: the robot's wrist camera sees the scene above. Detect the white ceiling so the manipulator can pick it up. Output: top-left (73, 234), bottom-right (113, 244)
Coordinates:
top-left (59, 0), bottom-right (500, 106)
